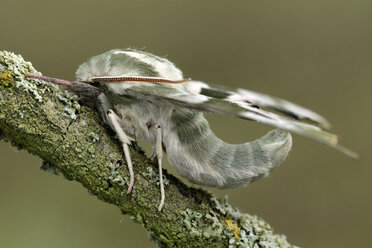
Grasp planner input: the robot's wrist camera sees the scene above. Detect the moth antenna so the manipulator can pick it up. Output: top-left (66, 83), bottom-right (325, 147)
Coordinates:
top-left (91, 76), bottom-right (191, 84)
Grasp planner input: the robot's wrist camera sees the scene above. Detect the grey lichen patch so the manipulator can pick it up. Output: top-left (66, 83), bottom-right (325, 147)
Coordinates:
top-left (210, 196), bottom-right (296, 248)
top-left (17, 109), bottom-right (26, 119)
top-left (0, 51), bottom-right (81, 117)
top-left (203, 211), bottom-right (223, 239)
top-left (160, 175), bottom-right (169, 186)
top-left (108, 162), bottom-right (128, 187)
top-left (56, 92), bottom-right (81, 120)
top-left (180, 208), bottom-right (203, 237)
top-left (64, 106), bottom-right (77, 120)
top-left (0, 51), bottom-right (53, 102)
top-left (142, 167), bottom-right (169, 187)
top-left (239, 215), bottom-right (295, 248)
top-left (142, 167), bottom-right (155, 178)
top-left (89, 132), bottom-right (100, 143)
top-left (38, 99), bottom-right (67, 129)
top-left (211, 196), bottom-right (240, 218)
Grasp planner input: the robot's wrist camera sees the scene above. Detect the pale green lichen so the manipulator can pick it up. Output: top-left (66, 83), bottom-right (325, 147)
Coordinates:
top-left (17, 110), bottom-right (25, 119)
top-left (89, 132), bottom-right (100, 143)
top-left (239, 215), bottom-right (295, 248)
top-left (74, 147), bottom-right (84, 158)
top-left (142, 167), bottom-right (169, 186)
top-left (0, 51), bottom-right (81, 117)
top-left (160, 175), bottom-right (169, 186)
top-left (108, 162), bottom-right (128, 187)
top-left (180, 208), bottom-right (225, 241)
top-left (0, 51), bottom-right (52, 102)
top-left (87, 146), bottom-right (95, 154)
top-left (180, 208), bottom-right (203, 237)
top-left (210, 196), bottom-right (296, 248)
top-left (203, 211), bottom-right (223, 239)
top-left (56, 92), bottom-right (81, 120)
top-left (64, 106), bottom-right (77, 120)
top-left (211, 196), bottom-right (240, 218)
top-left (72, 101), bottom-right (81, 110)
top-left (142, 167), bottom-right (155, 178)
top-left (179, 195), bottom-right (295, 247)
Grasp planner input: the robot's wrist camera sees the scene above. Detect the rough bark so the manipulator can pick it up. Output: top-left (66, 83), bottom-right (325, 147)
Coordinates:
top-left (0, 51), bottom-right (296, 248)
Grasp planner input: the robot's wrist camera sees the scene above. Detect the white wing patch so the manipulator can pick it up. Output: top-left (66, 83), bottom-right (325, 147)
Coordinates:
top-left (184, 81), bottom-right (210, 95)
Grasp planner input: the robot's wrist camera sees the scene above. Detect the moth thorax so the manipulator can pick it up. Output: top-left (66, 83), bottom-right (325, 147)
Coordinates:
top-left (75, 49), bottom-right (184, 82)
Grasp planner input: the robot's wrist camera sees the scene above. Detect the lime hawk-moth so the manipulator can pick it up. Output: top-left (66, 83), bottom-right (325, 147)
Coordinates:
top-left (26, 49), bottom-right (358, 211)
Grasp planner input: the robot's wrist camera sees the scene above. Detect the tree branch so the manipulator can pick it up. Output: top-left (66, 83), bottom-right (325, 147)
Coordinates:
top-left (0, 51), bottom-right (295, 248)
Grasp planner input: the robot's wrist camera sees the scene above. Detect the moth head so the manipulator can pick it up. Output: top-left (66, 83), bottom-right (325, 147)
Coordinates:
top-left (75, 49), bottom-right (184, 85)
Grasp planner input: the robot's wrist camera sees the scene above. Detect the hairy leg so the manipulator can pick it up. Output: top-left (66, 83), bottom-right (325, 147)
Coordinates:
top-left (155, 125), bottom-right (165, 211)
top-left (97, 93), bottom-right (134, 194)
top-left (106, 110), bottom-right (134, 194)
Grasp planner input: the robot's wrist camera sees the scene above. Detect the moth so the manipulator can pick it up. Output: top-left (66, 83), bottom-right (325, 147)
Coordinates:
top-left (26, 49), bottom-right (358, 211)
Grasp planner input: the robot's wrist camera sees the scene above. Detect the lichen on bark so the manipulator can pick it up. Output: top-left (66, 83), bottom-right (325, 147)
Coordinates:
top-left (0, 51), bottom-right (296, 248)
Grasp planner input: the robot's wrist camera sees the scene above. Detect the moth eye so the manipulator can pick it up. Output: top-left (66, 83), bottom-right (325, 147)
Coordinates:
top-left (90, 81), bottom-right (100, 87)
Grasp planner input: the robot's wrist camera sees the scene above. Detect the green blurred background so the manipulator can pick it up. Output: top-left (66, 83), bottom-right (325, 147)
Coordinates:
top-left (0, 0), bottom-right (371, 247)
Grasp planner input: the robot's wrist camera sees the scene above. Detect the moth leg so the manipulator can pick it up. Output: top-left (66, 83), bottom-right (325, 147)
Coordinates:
top-left (106, 110), bottom-right (135, 194)
top-left (155, 125), bottom-right (165, 211)
top-left (149, 149), bottom-right (157, 163)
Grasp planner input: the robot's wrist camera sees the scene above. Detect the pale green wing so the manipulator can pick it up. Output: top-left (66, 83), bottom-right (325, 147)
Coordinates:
top-left (182, 81), bottom-right (332, 129)
top-left (120, 82), bottom-right (357, 159)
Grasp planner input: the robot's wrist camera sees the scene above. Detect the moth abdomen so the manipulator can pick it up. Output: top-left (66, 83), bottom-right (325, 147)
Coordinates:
top-left (165, 110), bottom-right (292, 188)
